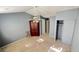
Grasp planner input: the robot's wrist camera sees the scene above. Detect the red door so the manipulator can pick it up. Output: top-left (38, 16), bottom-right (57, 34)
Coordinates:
top-left (29, 20), bottom-right (40, 36)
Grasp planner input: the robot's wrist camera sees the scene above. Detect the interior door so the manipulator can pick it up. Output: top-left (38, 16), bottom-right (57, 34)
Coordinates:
top-left (29, 20), bottom-right (40, 36)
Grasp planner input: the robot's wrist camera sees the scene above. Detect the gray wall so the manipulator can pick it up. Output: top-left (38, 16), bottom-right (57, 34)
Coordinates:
top-left (71, 9), bottom-right (79, 52)
top-left (0, 12), bottom-right (32, 47)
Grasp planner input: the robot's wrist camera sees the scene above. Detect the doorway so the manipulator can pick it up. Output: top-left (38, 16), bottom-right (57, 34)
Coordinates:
top-left (56, 20), bottom-right (64, 40)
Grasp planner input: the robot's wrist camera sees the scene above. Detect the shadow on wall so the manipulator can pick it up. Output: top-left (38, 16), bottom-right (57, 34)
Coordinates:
top-left (0, 31), bottom-right (9, 47)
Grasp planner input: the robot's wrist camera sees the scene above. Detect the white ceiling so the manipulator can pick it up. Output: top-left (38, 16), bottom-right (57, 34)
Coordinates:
top-left (0, 6), bottom-right (79, 17)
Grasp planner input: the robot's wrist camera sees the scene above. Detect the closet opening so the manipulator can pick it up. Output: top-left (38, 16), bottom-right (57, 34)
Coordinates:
top-left (56, 20), bottom-right (64, 40)
top-left (45, 18), bottom-right (49, 34)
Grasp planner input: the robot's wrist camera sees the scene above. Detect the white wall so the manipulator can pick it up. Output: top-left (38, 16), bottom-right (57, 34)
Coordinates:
top-left (49, 9), bottom-right (78, 45)
top-left (71, 9), bottom-right (79, 51)
top-left (49, 16), bottom-right (56, 38)
top-left (55, 9), bottom-right (78, 45)
top-left (42, 19), bottom-right (45, 34)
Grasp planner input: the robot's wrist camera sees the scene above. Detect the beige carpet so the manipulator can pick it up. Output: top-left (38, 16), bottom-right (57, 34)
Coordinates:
top-left (1, 34), bottom-right (71, 52)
